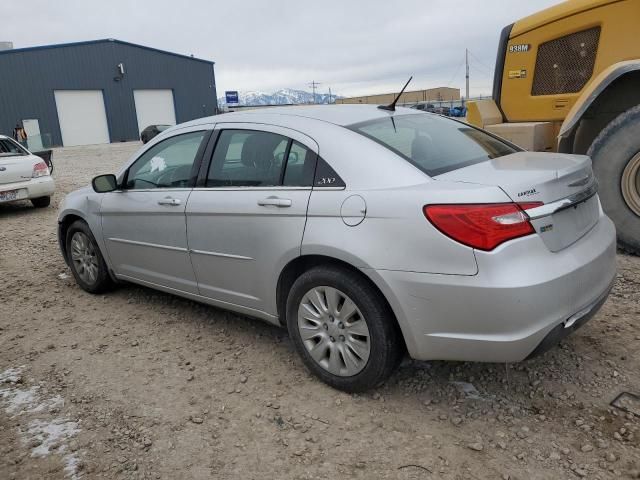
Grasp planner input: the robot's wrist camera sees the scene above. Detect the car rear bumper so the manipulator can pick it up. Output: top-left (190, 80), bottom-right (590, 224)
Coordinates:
top-left (367, 215), bottom-right (617, 362)
top-left (524, 280), bottom-right (612, 359)
top-left (0, 177), bottom-right (55, 204)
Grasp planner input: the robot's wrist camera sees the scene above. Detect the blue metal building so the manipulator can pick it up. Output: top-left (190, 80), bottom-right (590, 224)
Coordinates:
top-left (0, 39), bottom-right (217, 147)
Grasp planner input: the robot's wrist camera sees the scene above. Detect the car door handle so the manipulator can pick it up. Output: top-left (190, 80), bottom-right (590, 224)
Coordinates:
top-left (258, 196), bottom-right (292, 208)
top-left (157, 197), bottom-right (182, 206)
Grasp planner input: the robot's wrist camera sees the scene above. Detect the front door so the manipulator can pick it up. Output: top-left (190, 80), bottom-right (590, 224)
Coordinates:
top-left (186, 124), bottom-right (318, 315)
top-left (101, 129), bottom-right (209, 293)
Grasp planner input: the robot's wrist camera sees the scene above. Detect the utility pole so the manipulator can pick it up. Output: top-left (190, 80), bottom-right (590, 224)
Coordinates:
top-left (328, 87), bottom-right (332, 104)
top-left (308, 81), bottom-right (321, 104)
top-left (465, 48), bottom-right (470, 104)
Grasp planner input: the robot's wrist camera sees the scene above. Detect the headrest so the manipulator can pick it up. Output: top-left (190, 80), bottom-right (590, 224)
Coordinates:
top-left (240, 134), bottom-right (282, 170)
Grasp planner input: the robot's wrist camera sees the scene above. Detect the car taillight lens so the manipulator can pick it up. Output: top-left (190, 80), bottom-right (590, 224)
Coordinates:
top-left (32, 161), bottom-right (50, 178)
top-left (423, 202), bottom-right (543, 251)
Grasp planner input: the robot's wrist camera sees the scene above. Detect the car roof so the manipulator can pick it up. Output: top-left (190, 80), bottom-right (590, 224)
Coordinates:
top-left (181, 104), bottom-right (424, 129)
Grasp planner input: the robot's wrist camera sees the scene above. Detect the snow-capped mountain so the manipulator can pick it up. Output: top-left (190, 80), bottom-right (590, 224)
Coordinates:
top-left (218, 88), bottom-right (341, 107)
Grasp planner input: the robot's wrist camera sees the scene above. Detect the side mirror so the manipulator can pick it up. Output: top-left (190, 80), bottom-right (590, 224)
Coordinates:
top-left (92, 174), bottom-right (118, 193)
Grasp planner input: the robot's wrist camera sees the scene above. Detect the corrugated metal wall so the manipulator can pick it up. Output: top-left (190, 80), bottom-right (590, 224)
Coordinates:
top-left (0, 40), bottom-right (217, 146)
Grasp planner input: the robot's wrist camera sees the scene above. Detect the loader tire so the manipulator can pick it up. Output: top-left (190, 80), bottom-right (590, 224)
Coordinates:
top-left (588, 104), bottom-right (640, 255)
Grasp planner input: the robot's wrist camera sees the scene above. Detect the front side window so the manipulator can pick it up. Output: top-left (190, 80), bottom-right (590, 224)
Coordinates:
top-left (0, 138), bottom-right (28, 157)
top-left (126, 131), bottom-right (206, 190)
top-left (349, 114), bottom-right (518, 177)
top-left (207, 130), bottom-right (316, 187)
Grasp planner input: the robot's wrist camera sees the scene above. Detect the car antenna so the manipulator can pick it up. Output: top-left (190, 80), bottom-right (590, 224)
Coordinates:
top-left (378, 76), bottom-right (413, 112)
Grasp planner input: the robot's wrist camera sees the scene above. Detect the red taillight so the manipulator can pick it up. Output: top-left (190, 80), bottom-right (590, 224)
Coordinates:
top-left (423, 202), bottom-right (542, 251)
top-left (32, 161), bottom-right (50, 178)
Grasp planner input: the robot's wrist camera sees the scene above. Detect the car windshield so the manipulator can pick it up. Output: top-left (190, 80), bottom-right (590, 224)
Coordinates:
top-left (0, 138), bottom-right (28, 157)
top-left (348, 114), bottom-right (519, 176)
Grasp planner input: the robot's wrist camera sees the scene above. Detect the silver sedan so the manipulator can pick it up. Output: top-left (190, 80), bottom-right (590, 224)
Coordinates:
top-left (57, 105), bottom-right (616, 392)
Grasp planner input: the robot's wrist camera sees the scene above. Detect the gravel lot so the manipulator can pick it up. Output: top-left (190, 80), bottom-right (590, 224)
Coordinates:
top-left (1, 141), bottom-right (639, 479)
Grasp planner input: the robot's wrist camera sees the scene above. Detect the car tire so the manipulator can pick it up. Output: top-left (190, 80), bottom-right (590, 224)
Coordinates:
top-left (286, 265), bottom-right (403, 392)
top-left (588, 104), bottom-right (640, 254)
top-left (65, 220), bottom-right (114, 294)
top-left (31, 196), bottom-right (51, 208)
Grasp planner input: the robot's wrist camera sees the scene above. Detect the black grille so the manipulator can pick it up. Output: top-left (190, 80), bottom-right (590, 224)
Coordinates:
top-left (531, 27), bottom-right (600, 96)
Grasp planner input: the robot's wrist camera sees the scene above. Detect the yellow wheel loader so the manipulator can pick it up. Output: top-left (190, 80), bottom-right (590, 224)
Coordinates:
top-left (467, 0), bottom-right (640, 253)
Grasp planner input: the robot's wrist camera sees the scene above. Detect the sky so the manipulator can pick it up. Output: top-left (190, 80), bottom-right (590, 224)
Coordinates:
top-left (5, 0), bottom-right (559, 99)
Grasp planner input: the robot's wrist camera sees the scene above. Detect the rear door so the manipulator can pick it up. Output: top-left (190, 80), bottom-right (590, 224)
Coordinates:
top-left (100, 127), bottom-right (210, 293)
top-left (186, 123), bottom-right (318, 315)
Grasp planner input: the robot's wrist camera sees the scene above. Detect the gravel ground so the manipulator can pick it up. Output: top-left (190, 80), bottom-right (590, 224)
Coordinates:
top-left (0, 141), bottom-right (639, 480)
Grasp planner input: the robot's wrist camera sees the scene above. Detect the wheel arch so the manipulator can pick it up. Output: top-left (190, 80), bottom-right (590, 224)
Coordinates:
top-left (58, 210), bottom-right (116, 281)
top-left (275, 254), bottom-right (408, 353)
top-left (558, 61), bottom-right (640, 154)
top-left (58, 212), bottom-right (86, 265)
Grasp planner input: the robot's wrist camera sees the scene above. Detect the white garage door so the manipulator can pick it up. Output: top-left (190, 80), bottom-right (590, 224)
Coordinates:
top-left (133, 89), bottom-right (176, 135)
top-left (54, 90), bottom-right (110, 147)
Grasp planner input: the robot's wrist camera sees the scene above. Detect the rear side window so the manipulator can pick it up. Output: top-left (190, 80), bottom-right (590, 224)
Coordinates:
top-left (349, 114), bottom-right (518, 177)
top-left (283, 141), bottom-right (316, 187)
top-left (207, 130), bottom-right (316, 187)
top-left (207, 130), bottom-right (287, 187)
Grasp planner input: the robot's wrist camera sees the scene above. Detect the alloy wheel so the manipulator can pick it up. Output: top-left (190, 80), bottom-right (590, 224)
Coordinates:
top-left (70, 231), bottom-right (99, 285)
top-left (297, 286), bottom-right (371, 377)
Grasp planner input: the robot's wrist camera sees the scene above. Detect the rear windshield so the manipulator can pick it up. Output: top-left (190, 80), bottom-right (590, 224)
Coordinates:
top-left (348, 114), bottom-right (518, 176)
top-left (0, 138), bottom-right (28, 157)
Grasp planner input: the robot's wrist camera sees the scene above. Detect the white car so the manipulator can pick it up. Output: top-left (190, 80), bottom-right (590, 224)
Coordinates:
top-left (0, 135), bottom-right (55, 208)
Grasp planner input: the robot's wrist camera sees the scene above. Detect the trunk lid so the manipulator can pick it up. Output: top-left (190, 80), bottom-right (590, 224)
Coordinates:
top-left (435, 152), bottom-right (600, 252)
top-left (0, 154), bottom-right (37, 185)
